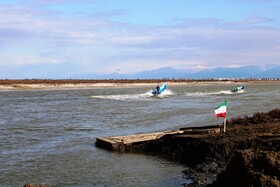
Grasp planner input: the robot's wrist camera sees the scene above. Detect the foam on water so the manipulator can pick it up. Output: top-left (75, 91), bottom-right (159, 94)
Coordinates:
top-left (186, 90), bottom-right (244, 96)
top-left (147, 89), bottom-right (173, 98)
top-left (91, 90), bottom-right (174, 100)
top-left (90, 89), bottom-right (244, 100)
top-left (90, 93), bottom-right (149, 101)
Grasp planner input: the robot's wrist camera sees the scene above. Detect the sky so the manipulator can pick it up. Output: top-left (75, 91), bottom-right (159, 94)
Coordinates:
top-left (0, 0), bottom-right (280, 78)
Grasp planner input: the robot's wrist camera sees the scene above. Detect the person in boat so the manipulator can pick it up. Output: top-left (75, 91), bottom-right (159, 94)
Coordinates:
top-left (232, 87), bottom-right (238, 92)
top-left (232, 85), bottom-right (244, 93)
top-left (156, 85), bottom-right (160, 94)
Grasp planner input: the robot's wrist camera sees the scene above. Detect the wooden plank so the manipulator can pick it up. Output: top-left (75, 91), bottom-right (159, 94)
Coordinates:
top-left (95, 127), bottom-right (221, 151)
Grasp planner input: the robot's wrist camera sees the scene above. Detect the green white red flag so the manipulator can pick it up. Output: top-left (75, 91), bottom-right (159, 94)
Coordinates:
top-left (215, 100), bottom-right (227, 118)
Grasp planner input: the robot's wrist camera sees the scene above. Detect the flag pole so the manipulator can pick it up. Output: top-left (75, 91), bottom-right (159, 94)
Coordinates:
top-left (223, 117), bottom-right (226, 132)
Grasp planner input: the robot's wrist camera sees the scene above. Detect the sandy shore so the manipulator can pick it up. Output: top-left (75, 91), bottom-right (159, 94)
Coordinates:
top-left (0, 82), bottom-right (185, 90)
top-left (0, 79), bottom-right (279, 91)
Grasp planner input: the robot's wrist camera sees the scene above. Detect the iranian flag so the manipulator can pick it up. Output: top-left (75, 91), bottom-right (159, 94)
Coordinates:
top-left (215, 100), bottom-right (227, 118)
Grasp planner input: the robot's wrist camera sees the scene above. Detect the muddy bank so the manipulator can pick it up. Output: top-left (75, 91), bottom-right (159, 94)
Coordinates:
top-left (131, 109), bottom-right (280, 187)
top-left (209, 149), bottom-right (280, 187)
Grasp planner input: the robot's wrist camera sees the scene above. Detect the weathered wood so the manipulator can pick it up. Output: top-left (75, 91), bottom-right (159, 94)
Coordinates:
top-left (95, 126), bottom-right (222, 151)
top-left (95, 137), bottom-right (124, 150)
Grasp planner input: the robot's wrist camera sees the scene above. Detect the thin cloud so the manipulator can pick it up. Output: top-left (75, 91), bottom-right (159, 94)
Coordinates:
top-left (0, 1), bottom-right (279, 77)
top-left (0, 56), bottom-right (64, 66)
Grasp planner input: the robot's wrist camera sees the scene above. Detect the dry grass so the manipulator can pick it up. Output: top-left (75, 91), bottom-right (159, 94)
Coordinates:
top-left (229, 108), bottom-right (280, 126)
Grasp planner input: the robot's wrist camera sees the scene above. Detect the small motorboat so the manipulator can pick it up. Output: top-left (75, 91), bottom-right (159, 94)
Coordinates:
top-left (151, 84), bottom-right (168, 96)
top-left (231, 85), bottom-right (245, 93)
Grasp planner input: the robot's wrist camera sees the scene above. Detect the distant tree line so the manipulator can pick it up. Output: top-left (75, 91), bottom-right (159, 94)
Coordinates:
top-left (0, 78), bottom-right (279, 85)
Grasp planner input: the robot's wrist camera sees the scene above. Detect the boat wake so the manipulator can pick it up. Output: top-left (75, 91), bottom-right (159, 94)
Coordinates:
top-left (90, 90), bottom-right (174, 101)
top-left (186, 90), bottom-right (244, 96)
top-left (91, 89), bottom-right (243, 100)
top-left (148, 90), bottom-right (173, 98)
top-left (90, 93), bottom-right (149, 101)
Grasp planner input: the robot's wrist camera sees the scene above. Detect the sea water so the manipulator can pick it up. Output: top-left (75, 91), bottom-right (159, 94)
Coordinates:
top-left (0, 82), bottom-right (279, 186)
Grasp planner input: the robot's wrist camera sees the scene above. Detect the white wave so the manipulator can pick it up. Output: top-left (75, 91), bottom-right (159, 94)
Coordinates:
top-left (148, 89), bottom-right (173, 98)
top-left (216, 90), bottom-right (235, 95)
top-left (162, 90), bottom-right (173, 95)
top-left (90, 90), bottom-right (174, 100)
top-left (90, 93), bottom-right (151, 101)
top-left (234, 90), bottom-right (245, 94)
top-left (219, 90), bottom-right (245, 94)
top-left (186, 90), bottom-right (244, 96)
top-left (185, 92), bottom-right (206, 96)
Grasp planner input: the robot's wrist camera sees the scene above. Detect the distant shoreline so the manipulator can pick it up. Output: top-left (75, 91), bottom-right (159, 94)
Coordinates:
top-left (0, 79), bottom-right (279, 90)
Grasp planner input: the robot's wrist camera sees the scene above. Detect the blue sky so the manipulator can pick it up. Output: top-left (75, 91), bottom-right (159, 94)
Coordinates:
top-left (0, 0), bottom-right (280, 78)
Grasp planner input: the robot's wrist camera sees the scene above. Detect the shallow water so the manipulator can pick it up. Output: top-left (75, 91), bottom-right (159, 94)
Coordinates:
top-left (0, 82), bottom-right (279, 186)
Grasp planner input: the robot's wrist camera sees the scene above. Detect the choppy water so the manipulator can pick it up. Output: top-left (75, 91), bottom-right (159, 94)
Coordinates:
top-left (0, 82), bottom-right (279, 186)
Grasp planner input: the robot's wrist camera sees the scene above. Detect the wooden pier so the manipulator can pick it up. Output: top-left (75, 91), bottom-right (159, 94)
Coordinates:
top-left (95, 125), bottom-right (223, 151)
